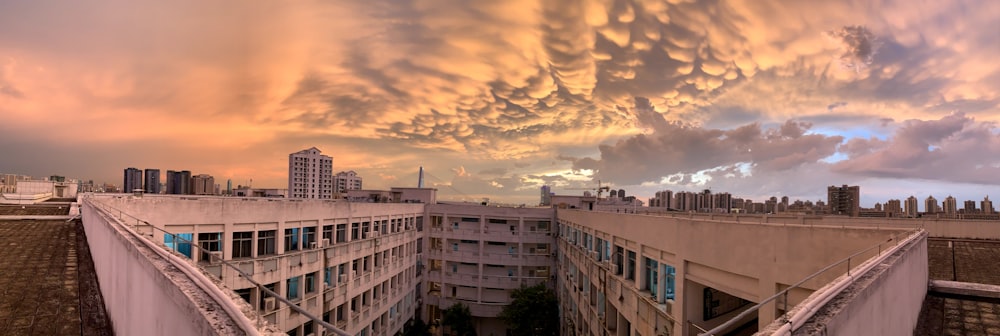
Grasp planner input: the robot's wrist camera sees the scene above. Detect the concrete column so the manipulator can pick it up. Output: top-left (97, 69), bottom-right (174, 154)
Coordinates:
top-left (757, 277), bottom-right (777, 331)
top-left (675, 260), bottom-right (688, 336)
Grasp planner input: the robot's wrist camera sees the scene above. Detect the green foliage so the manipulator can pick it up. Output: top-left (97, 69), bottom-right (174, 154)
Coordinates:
top-left (442, 302), bottom-right (477, 336)
top-left (402, 318), bottom-right (431, 336)
top-left (499, 283), bottom-right (559, 336)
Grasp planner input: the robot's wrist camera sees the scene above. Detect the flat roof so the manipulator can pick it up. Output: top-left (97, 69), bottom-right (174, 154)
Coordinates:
top-left (915, 239), bottom-right (1000, 335)
top-left (0, 205), bottom-right (71, 216)
top-left (0, 219), bottom-right (111, 334)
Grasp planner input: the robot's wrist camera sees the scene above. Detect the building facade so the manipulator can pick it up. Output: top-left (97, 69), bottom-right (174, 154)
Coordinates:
top-left (192, 174), bottom-right (216, 195)
top-left (334, 171), bottom-right (363, 196)
top-left (289, 148), bottom-right (334, 199)
top-left (144, 169), bottom-right (161, 194)
top-left (166, 170), bottom-right (192, 195)
top-left (124, 168), bottom-right (143, 193)
top-left (827, 185), bottom-right (860, 216)
top-left (423, 203), bottom-right (556, 336)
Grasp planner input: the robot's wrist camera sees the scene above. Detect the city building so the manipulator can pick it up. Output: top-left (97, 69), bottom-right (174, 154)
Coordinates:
top-left (333, 171), bottom-right (363, 196)
top-left (885, 199), bottom-right (902, 215)
top-left (982, 196), bottom-right (994, 214)
top-left (925, 196), bottom-right (939, 214)
top-left (191, 174), bottom-right (216, 195)
top-left (541, 185), bottom-right (553, 206)
top-left (943, 196), bottom-right (957, 215)
top-left (0, 173), bottom-right (16, 193)
top-left (827, 185), bottom-right (860, 216)
top-left (905, 196), bottom-right (919, 217)
top-left (144, 169), bottom-right (161, 194)
top-left (288, 147), bottom-right (334, 199)
top-left (166, 170), bottom-right (192, 195)
top-left (123, 167), bottom-right (143, 193)
top-left (424, 202), bottom-right (556, 336)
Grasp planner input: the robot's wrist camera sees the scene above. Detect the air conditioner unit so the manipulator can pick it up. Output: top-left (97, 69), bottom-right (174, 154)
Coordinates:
top-left (339, 274), bottom-right (346, 283)
top-left (589, 251), bottom-right (598, 260)
top-left (322, 238), bottom-right (330, 247)
top-left (264, 297), bottom-right (277, 312)
top-left (351, 271), bottom-right (357, 279)
top-left (310, 242), bottom-right (318, 249)
top-left (372, 231), bottom-right (379, 237)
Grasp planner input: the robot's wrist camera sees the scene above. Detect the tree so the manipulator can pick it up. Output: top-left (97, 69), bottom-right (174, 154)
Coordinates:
top-left (499, 283), bottom-right (559, 336)
top-left (442, 303), bottom-right (477, 336)
top-left (402, 318), bottom-right (431, 336)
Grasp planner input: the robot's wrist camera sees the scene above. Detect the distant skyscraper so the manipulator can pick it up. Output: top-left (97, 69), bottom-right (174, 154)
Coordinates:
top-left (943, 196), bottom-right (957, 215)
top-left (827, 185), bottom-right (860, 216)
top-left (226, 179), bottom-right (233, 195)
top-left (288, 147), bottom-right (333, 199)
top-left (144, 169), bottom-right (161, 194)
top-left (0, 173), bottom-right (16, 193)
top-left (982, 196), bottom-right (994, 214)
top-left (333, 171), bottom-right (363, 195)
top-left (123, 168), bottom-right (143, 192)
top-left (191, 174), bottom-right (215, 195)
top-left (925, 196), bottom-right (939, 214)
top-left (540, 185), bottom-right (552, 206)
top-left (963, 200), bottom-right (977, 213)
top-left (905, 196), bottom-right (919, 217)
top-left (166, 170), bottom-right (193, 195)
top-left (886, 199), bottom-right (902, 214)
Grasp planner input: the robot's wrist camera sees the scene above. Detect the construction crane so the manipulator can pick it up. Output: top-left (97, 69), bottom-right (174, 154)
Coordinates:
top-left (563, 180), bottom-right (611, 199)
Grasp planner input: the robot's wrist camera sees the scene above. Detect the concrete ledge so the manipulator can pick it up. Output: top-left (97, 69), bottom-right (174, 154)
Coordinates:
top-left (929, 280), bottom-right (1000, 299)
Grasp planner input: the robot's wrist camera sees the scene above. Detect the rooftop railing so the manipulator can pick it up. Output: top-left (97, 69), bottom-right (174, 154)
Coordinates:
top-left (84, 196), bottom-right (352, 336)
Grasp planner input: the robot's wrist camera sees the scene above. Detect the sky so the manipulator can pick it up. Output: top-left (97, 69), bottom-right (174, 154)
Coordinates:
top-left (1, 0), bottom-right (999, 208)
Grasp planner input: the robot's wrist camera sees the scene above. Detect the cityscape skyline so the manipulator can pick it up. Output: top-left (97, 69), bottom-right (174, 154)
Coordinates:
top-left (2, 1), bottom-right (1000, 207)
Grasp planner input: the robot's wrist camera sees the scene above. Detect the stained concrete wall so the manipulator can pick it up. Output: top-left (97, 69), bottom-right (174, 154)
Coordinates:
top-left (790, 231), bottom-right (928, 336)
top-left (81, 200), bottom-right (247, 335)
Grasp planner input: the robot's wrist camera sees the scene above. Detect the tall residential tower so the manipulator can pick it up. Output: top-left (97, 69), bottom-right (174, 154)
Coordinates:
top-left (288, 147), bottom-right (334, 199)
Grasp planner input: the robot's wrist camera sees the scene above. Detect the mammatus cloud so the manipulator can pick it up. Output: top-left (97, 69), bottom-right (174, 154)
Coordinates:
top-left (827, 25), bottom-right (881, 73)
top-left (0, 0), bottom-right (999, 204)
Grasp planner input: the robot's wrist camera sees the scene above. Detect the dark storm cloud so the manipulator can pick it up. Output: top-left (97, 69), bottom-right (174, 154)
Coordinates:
top-left (833, 113), bottom-right (1000, 184)
top-left (562, 100), bottom-right (843, 185)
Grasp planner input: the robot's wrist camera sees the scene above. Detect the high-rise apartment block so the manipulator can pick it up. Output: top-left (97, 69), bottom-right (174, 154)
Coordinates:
top-left (0, 173), bottom-right (17, 193)
top-left (982, 196), bottom-right (994, 214)
top-left (166, 170), bottom-right (192, 195)
top-left (333, 170), bottom-right (363, 195)
top-left (288, 147), bottom-right (333, 199)
top-left (191, 174), bottom-right (216, 195)
top-left (905, 196), bottom-right (919, 217)
top-left (925, 196), bottom-right (939, 214)
top-left (123, 167), bottom-right (143, 192)
top-left (827, 185), bottom-right (860, 216)
top-left (144, 169), bottom-right (161, 194)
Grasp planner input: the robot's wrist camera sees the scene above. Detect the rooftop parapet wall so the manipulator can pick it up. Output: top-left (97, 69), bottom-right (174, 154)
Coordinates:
top-left (81, 198), bottom-right (268, 335)
top-left (558, 210), bottom-right (911, 297)
top-left (91, 194), bottom-right (426, 226)
top-left (762, 230), bottom-right (929, 336)
top-left (641, 211), bottom-right (1000, 240)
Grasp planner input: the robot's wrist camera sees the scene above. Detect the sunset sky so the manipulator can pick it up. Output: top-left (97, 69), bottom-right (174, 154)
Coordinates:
top-left (2, 0), bottom-right (999, 206)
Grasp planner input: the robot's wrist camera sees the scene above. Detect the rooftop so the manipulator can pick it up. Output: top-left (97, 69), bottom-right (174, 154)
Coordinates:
top-left (914, 239), bottom-right (1000, 335)
top-left (0, 219), bottom-right (111, 335)
top-left (0, 205), bottom-right (71, 216)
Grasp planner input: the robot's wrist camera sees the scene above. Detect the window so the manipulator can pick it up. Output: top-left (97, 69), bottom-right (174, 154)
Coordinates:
top-left (380, 220), bottom-right (387, 234)
top-left (645, 257), bottom-right (658, 295)
top-left (164, 233), bottom-right (193, 258)
top-left (351, 223), bottom-right (360, 240)
top-left (337, 224), bottom-right (347, 243)
top-left (198, 232), bottom-right (222, 262)
top-left (626, 250), bottom-right (636, 280)
top-left (232, 231), bottom-right (252, 258)
top-left (322, 225), bottom-right (333, 243)
top-left (287, 276), bottom-right (300, 300)
top-left (325, 267), bottom-right (333, 286)
top-left (257, 230), bottom-right (276, 256)
top-left (285, 228), bottom-right (300, 252)
top-left (363, 256), bottom-right (370, 272)
top-left (303, 227), bottom-right (316, 248)
top-left (235, 288), bottom-right (251, 304)
top-left (305, 272), bottom-right (317, 294)
top-left (614, 245), bottom-right (624, 275)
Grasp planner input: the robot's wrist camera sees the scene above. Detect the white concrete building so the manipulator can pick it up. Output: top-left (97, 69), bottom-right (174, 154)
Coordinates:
top-left (289, 147), bottom-right (334, 199)
top-left (423, 202), bottom-right (556, 336)
top-left (334, 171), bottom-right (363, 196)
